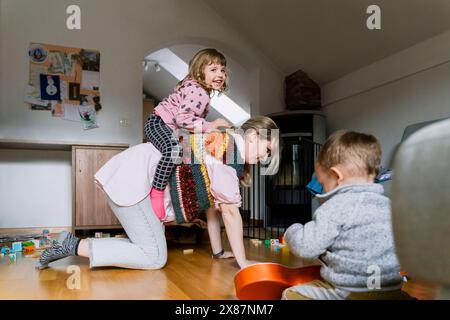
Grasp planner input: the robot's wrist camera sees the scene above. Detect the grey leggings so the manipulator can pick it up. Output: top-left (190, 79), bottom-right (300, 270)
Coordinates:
top-left (88, 195), bottom-right (167, 269)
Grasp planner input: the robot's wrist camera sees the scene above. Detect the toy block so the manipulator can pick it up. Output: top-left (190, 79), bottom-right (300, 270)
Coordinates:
top-left (9, 253), bottom-right (16, 263)
top-left (102, 233), bottom-right (111, 238)
top-left (114, 234), bottom-right (127, 238)
top-left (250, 239), bottom-right (262, 246)
top-left (95, 232), bottom-right (103, 238)
top-left (12, 242), bottom-right (22, 252)
top-left (23, 245), bottom-right (35, 254)
top-left (264, 239), bottom-right (270, 246)
top-left (183, 249), bottom-right (194, 255)
top-left (1, 247), bottom-right (11, 255)
top-left (22, 241), bottom-right (34, 247)
top-left (31, 239), bottom-right (40, 249)
top-left (40, 230), bottom-right (51, 245)
top-left (270, 239), bottom-right (279, 246)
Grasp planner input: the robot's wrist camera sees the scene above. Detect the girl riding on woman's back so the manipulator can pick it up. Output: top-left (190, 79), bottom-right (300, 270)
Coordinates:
top-left (144, 48), bottom-right (231, 220)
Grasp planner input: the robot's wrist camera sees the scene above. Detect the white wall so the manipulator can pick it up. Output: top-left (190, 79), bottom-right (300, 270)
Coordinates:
top-left (322, 29), bottom-right (450, 166)
top-left (0, 0), bottom-right (284, 228)
top-left (0, 149), bottom-right (72, 228)
top-left (0, 0), bottom-right (284, 144)
top-left (0, 1), bottom-right (4, 121)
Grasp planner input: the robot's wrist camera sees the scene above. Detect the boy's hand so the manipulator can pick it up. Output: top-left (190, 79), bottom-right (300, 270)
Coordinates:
top-left (212, 118), bottom-right (231, 129)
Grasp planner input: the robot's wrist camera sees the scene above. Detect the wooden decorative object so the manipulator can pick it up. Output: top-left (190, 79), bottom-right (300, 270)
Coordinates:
top-left (285, 70), bottom-right (321, 110)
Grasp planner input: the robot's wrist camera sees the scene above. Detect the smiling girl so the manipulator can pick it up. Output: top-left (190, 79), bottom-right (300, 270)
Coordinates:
top-left (144, 48), bottom-right (231, 220)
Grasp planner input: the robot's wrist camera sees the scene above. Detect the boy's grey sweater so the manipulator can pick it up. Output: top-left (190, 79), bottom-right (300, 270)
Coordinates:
top-left (285, 183), bottom-right (403, 291)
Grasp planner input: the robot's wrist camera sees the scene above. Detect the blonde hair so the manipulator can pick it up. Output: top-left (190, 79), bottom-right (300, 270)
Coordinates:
top-left (239, 116), bottom-right (281, 187)
top-left (179, 48), bottom-right (229, 94)
top-left (317, 130), bottom-right (381, 177)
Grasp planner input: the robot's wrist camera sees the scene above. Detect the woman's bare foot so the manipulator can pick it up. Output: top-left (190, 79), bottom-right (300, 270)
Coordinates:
top-left (238, 259), bottom-right (261, 269)
top-left (216, 251), bottom-right (234, 259)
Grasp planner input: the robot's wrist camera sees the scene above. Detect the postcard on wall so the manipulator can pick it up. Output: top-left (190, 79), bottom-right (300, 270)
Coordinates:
top-left (61, 104), bottom-right (82, 122)
top-left (31, 104), bottom-right (51, 111)
top-left (51, 102), bottom-right (63, 117)
top-left (79, 105), bottom-right (99, 130)
top-left (29, 65), bottom-right (48, 88)
top-left (81, 70), bottom-right (100, 91)
top-left (24, 84), bottom-right (48, 107)
top-left (40, 74), bottom-right (61, 100)
top-left (47, 51), bottom-right (65, 74)
top-left (69, 82), bottom-right (81, 100)
top-left (80, 49), bottom-right (100, 71)
top-left (60, 80), bottom-right (68, 100)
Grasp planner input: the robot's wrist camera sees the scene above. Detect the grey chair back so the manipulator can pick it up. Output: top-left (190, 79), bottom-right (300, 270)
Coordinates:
top-left (391, 118), bottom-right (450, 299)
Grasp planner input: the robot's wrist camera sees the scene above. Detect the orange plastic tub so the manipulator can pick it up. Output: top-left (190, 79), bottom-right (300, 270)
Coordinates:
top-left (234, 263), bottom-right (321, 300)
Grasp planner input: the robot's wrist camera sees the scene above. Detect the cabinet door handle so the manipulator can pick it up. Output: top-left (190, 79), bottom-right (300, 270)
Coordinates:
top-left (79, 160), bottom-right (82, 173)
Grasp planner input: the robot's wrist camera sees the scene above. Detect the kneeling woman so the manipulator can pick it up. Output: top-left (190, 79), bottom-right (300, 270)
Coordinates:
top-left (37, 116), bottom-right (280, 270)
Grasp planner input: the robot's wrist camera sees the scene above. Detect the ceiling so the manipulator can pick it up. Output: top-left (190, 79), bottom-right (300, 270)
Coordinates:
top-left (204, 0), bottom-right (450, 84)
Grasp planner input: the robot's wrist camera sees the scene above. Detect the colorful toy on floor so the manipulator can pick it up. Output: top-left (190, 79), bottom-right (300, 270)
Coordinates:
top-left (1, 246), bottom-right (11, 255)
top-left (114, 234), bottom-right (127, 238)
top-left (31, 239), bottom-right (40, 249)
top-left (183, 249), bottom-right (194, 255)
top-left (278, 234), bottom-right (286, 245)
top-left (12, 242), bottom-right (22, 252)
top-left (9, 253), bottom-right (16, 263)
top-left (23, 245), bottom-right (35, 254)
top-left (400, 270), bottom-right (409, 282)
top-left (264, 239), bottom-right (270, 247)
top-left (250, 239), bottom-right (262, 246)
top-left (95, 232), bottom-right (103, 238)
top-left (234, 263), bottom-right (321, 300)
top-left (40, 229), bottom-right (50, 246)
top-left (270, 239), bottom-right (279, 246)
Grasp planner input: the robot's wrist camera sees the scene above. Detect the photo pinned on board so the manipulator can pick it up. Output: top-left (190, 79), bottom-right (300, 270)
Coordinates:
top-left (39, 74), bottom-right (61, 101)
top-left (93, 95), bottom-right (102, 112)
top-left (69, 82), bottom-right (81, 100)
top-left (48, 51), bottom-right (65, 74)
top-left (79, 49), bottom-right (100, 72)
top-left (79, 105), bottom-right (99, 130)
top-left (79, 94), bottom-right (102, 112)
top-left (28, 44), bottom-right (48, 63)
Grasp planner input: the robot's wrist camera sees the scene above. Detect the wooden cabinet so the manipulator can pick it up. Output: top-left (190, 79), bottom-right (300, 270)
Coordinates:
top-left (0, 139), bottom-right (129, 233)
top-left (72, 145), bottom-right (128, 230)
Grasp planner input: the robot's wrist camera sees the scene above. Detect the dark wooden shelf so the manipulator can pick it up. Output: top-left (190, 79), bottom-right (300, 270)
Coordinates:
top-left (0, 138), bottom-right (129, 151)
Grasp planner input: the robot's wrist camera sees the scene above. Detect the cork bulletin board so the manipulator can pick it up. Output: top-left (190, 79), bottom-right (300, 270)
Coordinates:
top-left (25, 42), bottom-right (101, 129)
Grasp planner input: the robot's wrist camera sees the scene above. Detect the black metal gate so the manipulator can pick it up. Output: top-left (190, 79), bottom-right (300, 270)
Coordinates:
top-left (241, 137), bottom-right (321, 240)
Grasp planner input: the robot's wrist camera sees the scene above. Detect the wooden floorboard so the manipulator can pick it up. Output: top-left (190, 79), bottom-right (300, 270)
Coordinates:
top-left (0, 233), bottom-right (438, 300)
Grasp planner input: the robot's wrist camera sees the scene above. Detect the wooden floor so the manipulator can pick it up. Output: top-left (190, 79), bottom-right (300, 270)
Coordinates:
top-left (0, 232), bottom-right (438, 300)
